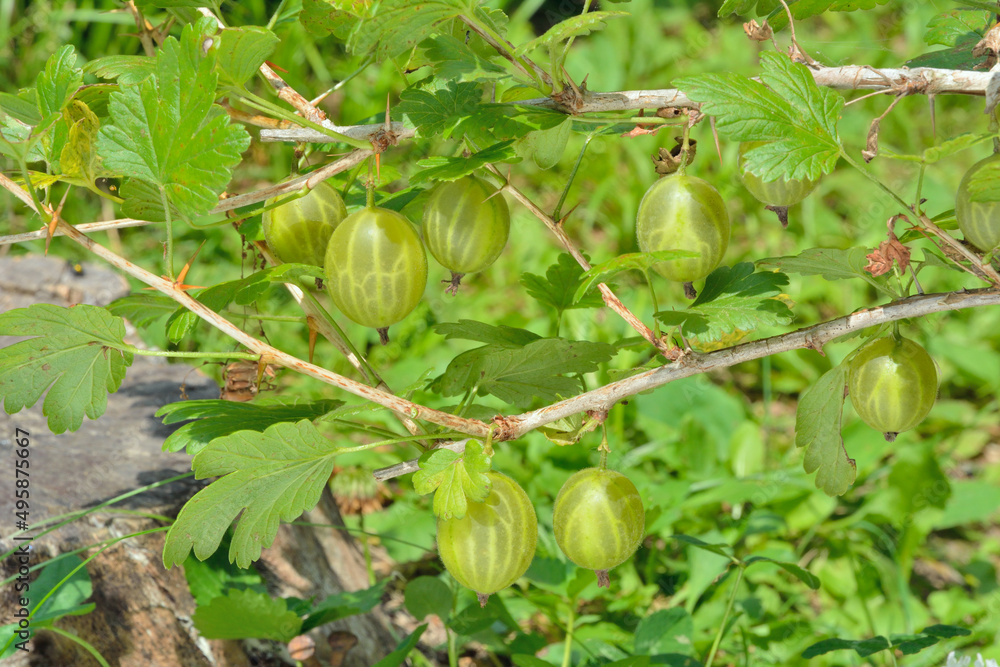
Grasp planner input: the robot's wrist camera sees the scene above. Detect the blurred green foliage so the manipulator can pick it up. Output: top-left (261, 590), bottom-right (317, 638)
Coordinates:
top-left (2, 0), bottom-right (1000, 665)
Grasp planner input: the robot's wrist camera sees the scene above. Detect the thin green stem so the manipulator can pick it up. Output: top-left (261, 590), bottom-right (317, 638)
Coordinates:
top-left (447, 627), bottom-right (459, 667)
top-left (678, 121), bottom-right (692, 177)
top-left (15, 155), bottom-right (48, 226)
top-left (839, 149), bottom-right (912, 216)
top-left (124, 345), bottom-right (258, 361)
top-left (338, 431), bottom-right (467, 455)
top-left (45, 627), bottom-right (111, 667)
top-left (461, 14), bottom-right (546, 90)
top-left (265, 0), bottom-right (289, 30)
top-left (914, 163), bottom-right (926, 213)
top-left (705, 565), bottom-right (745, 667)
top-left (553, 134), bottom-right (593, 221)
top-left (645, 270), bottom-right (661, 337)
top-left (561, 603), bottom-right (576, 667)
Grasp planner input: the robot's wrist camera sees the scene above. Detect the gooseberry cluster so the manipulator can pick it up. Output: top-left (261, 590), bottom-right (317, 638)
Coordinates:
top-left (436, 466), bottom-right (645, 605)
top-left (263, 174), bottom-right (510, 343)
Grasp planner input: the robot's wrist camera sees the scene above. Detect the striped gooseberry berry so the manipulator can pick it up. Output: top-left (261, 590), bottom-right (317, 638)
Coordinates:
top-left (323, 206), bottom-right (427, 344)
top-left (552, 467), bottom-right (645, 588)
top-left (635, 173), bottom-right (730, 298)
top-left (848, 335), bottom-right (938, 441)
top-left (956, 154), bottom-right (1000, 253)
top-left (263, 180), bottom-right (347, 266)
top-left (738, 141), bottom-right (819, 227)
top-left (436, 471), bottom-right (538, 607)
top-left (422, 175), bottom-right (510, 293)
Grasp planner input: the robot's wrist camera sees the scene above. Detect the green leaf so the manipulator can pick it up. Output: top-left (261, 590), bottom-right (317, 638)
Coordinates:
top-left (372, 624), bottom-right (428, 667)
top-left (744, 556), bottom-right (821, 590)
top-left (653, 263), bottom-right (793, 344)
top-left (404, 576), bottom-right (453, 622)
top-left (96, 23), bottom-right (251, 220)
top-left (192, 588), bottom-right (302, 641)
top-left (518, 117), bottom-right (572, 170)
top-left (757, 247), bottom-right (894, 297)
top-left (162, 420), bottom-right (342, 569)
top-left (434, 320), bottom-right (542, 347)
top-left (215, 26), bottom-right (280, 89)
top-left (351, 0), bottom-right (467, 61)
top-left (923, 132), bottom-right (997, 164)
top-left (458, 103), bottom-right (567, 144)
top-left (675, 52), bottom-right (842, 181)
top-left (521, 253), bottom-right (605, 315)
top-left (802, 636), bottom-right (891, 659)
top-left (574, 250), bottom-right (699, 302)
top-left (906, 32), bottom-right (986, 70)
top-left (515, 11), bottom-right (629, 56)
top-left (409, 140), bottom-right (519, 183)
top-left (924, 10), bottom-right (989, 47)
top-left (0, 304), bottom-right (133, 434)
top-left (182, 545), bottom-right (264, 607)
top-left (300, 0), bottom-right (368, 40)
top-left (36, 45), bottom-right (83, 117)
top-left (0, 90), bottom-right (42, 125)
top-left (83, 55), bottom-right (156, 85)
top-left (634, 608), bottom-right (695, 656)
top-left (106, 293), bottom-right (177, 328)
top-left (795, 364), bottom-right (855, 497)
top-left (412, 440), bottom-right (492, 520)
top-left (718, 0), bottom-right (890, 28)
top-left (301, 579), bottom-right (390, 632)
top-left (157, 397), bottom-right (344, 455)
top-left (424, 34), bottom-right (509, 82)
top-left (58, 101), bottom-right (103, 186)
top-left (668, 534), bottom-right (733, 559)
top-left (397, 80), bottom-right (482, 139)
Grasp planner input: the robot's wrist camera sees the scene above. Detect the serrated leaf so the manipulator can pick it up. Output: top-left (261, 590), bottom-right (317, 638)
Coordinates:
top-left (83, 55), bottom-right (156, 85)
top-left (300, 0), bottom-right (368, 40)
top-left (412, 440), bottom-right (492, 520)
top-left (58, 100), bottom-right (103, 186)
top-left (301, 579), bottom-right (389, 631)
top-left (923, 132), bottom-right (997, 164)
top-left (156, 398), bottom-right (343, 455)
top-left (653, 263), bottom-right (793, 345)
top-left (424, 34), bottom-right (509, 82)
top-left (0, 90), bottom-right (42, 125)
top-left (351, 0), bottom-right (467, 62)
top-left (744, 556), bottom-right (821, 589)
top-left (676, 52), bottom-right (842, 181)
top-left (96, 23), bottom-right (251, 220)
top-left (521, 253), bottom-right (605, 314)
top-left (795, 364), bottom-right (855, 497)
top-left (397, 80), bottom-right (482, 139)
top-left (0, 304), bottom-right (133, 434)
top-left (757, 247), bottom-right (894, 296)
top-left (192, 588), bottom-right (302, 641)
top-left (36, 45), bottom-right (83, 117)
top-left (117, 178), bottom-right (184, 222)
top-left (924, 10), bottom-right (990, 47)
top-left (515, 11), bottom-right (629, 56)
top-left (574, 250), bottom-right (699, 302)
top-left (458, 104), bottom-right (567, 144)
top-left (162, 420), bottom-right (342, 569)
top-left (409, 140), bottom-right (518, 183)
top-left (215, 26), bottom-right (280, 89)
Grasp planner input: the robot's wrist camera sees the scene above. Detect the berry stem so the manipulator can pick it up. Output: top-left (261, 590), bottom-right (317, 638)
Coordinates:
top-left (683, 281), bottom-right (697, 299)
top-left (595, 569), bottom-right (611, 588)
top-left (377, 327), bottom-right (390, 345)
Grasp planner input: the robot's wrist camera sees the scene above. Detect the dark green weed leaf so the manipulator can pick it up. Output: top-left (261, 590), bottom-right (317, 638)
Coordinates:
top-left (744, 556), bottom-right (821, 589)
top-left (669, 534), bottom-right (733, 559)
top-left (404, 576), bottom-right (453, 623)
top-left (924, 10), bottom-right (990, 47)
top-left (107, 293), bottom-right (177, 327)
top-left (795, 364), bottom-right (855, 496)
top-left (434, 320), bottom-right (542, 347)
top-left (373, 624), bottom-right (428, 667)
top-left (409, 140), bottom-right (518, 183)
top-left (192, 588), bottom-right (301, 641)
top-left (424, 34), bottom-right (509, 82)
top-left (907, 32), bottom-right (986, 70)
top-left (302, 579), bottom-right (390, 631)
top-left (803, 636), bottom-right (891, 658)
top-left (634, 608), bottom-right (695, 655)
top-left (398, 80), bottom-right (482, 138)
top-left (412, 440), bottom-right (492, 520)
top-left (0, 304), bottom-right (132, 434)
top-left (163, 420), bottom-right (342, 569)
top-left (676, 52), bottom-right (841, 181)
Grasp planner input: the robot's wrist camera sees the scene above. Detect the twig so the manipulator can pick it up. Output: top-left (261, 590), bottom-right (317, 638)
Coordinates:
top-left (125, 1), bottom-right (157, 57)
top-left (374, 287), bottom-right (1000, 478)
top-left (487, 166), bottom-right (671, 356)
top-left (0, 175), bottom-right (491, 438)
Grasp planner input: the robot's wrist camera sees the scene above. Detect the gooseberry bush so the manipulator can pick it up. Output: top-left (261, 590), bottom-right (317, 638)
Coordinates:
top-left (2, 0), bottom-right (1000, 664)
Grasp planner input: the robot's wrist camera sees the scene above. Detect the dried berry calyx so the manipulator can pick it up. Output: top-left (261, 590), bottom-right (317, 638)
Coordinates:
top-left (263, 180), bottom-right (347, 266)
top-left (635, 173), bottom-right (730, 297)
top-left (436, 471), bottom-right (538, 606)
top-left (552, 467), bottom-right (645, 588)
top-left (323, 205), bottom-right (428, 344)
top-left (848, 334), bottom-right (938, 441)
